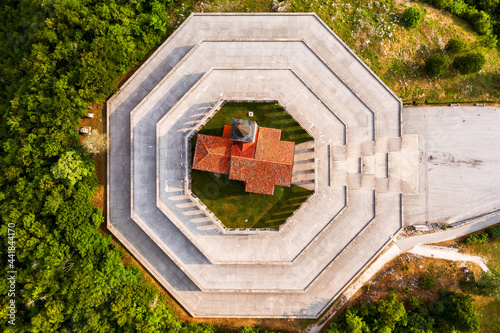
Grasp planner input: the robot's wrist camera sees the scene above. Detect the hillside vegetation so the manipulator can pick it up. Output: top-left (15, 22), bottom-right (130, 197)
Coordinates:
top-left (286, 0), bottom-right (500, 104)
top-left (0, 0), bottom-right (497, 332)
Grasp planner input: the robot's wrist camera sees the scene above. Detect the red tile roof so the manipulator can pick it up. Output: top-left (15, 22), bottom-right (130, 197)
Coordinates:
top-left (192, 134), bottom-right (232, 174)
top-left (192, 125), bottom-right (295, 195)
top-left (229, 157), bottom-right (293, 195)
top-left (255, 128), bottom-right (294, 164)
top-left (222, 125), bottom-right (232, 139)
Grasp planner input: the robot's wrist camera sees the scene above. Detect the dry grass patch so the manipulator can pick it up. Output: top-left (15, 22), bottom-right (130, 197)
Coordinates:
top-left (287, 0), bottom-right (500, 104)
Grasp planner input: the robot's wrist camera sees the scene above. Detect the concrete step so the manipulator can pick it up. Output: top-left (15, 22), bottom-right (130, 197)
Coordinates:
top-left (388, 137), bottom-right (402, 152)
top-left (347, 157), bottom-right (361, 174)
top-left (361, 141), bottom-right (375, 156)
top-left (362, 155), bottom-right (375, 175)
top-left (331, 145), bottom-right (347, 161)
top-left (295, 140), bottom-right (314, 151)
top-left (346, 141), bottom-right (361, 158)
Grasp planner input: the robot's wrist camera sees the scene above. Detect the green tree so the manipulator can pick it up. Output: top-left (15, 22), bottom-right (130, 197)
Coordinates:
top-left (476, 266), bottom-right (500, 300)
top-left (468, 10), bottom-right (492, 35)
top-left (377, 293), bottom-right (407, 331)
top-left (467, 0), bottom-right (500, 13)
top-left (445, 38), bottom-right (466, 54)
top-left (437, 290), bottom-right (480, 333)
top-left (398, 312), bottom-right (434, 333)
top-left (51, 150), bottom-right (91, 186)
top-left (402, 7), bottom-right (424, 29)
top-left (344, 310), bottom-right (367, 333)
top-left (425, 54), bottom-right (449, 77)
top-left (452, 53), bottom-right (486, 74)
top-left (419, 275), bottom-right (436, 290)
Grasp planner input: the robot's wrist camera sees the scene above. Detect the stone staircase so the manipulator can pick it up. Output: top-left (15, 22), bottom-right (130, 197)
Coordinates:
top-left (330, 134), bottom-right (419, 195)
top-left (292, 140), bottom-right (315, 190)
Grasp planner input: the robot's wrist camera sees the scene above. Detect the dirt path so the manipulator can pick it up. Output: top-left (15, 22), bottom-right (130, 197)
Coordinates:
top-left (306, 213), bottom-right (500, 332)
top-left (306, 244), bottom-right (403, 333)
top-left (409, 245), bottom-right (489, 271)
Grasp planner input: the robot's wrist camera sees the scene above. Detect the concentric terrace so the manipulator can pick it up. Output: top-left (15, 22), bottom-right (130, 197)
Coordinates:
top-left (107, 13), bottom-right (409, 318)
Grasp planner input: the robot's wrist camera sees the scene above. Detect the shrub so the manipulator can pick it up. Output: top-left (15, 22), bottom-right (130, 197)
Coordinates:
top-left (402, 7), bottom-right (424, 29)
top-left (447, 0), bottom-right (469, 16)
top-left (452, 52), bottom-right (486, 74)
top-left (474, 0), bottom-right (500, 13)
top-left (468, 10), bottom-right (492, 35)
top-left (445, 38), bottom-right (465, 53)
top-left (459, 271), bottom-right (477, 293)
top-left (478, 33), bottom-right (499, 49)
top-left (463, 232), bottom-right (488, 244)
top-left (419, 275), bottom-right (436, 290)
top-left (407, 296), bottom-right (423, 311)
top-left (425, 54), bottom-right (449, 77)
top-left (486, 225), bottom-right (500, 238)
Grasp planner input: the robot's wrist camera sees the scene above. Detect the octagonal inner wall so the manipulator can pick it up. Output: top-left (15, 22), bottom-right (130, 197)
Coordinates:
top-left (184, 98), bottom-right (317, 234)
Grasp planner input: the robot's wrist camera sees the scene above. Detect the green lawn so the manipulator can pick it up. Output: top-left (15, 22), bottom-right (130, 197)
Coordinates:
top-left (463, 232), bottom-right (500, 333)
top-left (191, 170), bottom-right (312, 229)
top-left (191, 102), bottom-right (313, 229)
top-left (477, 299), bottom-right (500, 333)
top-left (198, 101), bottom-right (312, 144)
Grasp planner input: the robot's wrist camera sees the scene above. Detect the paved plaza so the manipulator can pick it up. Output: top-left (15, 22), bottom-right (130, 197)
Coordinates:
top-left (107, 13), bottom-right (500, 318)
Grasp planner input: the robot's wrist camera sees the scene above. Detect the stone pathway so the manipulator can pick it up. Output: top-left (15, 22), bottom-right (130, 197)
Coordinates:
top-left (107, 13), bottom-right (500, 319)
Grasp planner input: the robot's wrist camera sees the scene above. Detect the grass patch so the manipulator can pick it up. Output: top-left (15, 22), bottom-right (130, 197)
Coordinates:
top-left (199, 101), bottom-right (312, 144)
top-left (190, 102), bottom-right (313, 229)
top-left (191, 170), bottom-right (312, 229)
top-left (286, 0), bottom-right (500, 103)
top-left (476, 298), bottom-right (500, 333)
top-left (462, 230), bottom-right (500, 332)
top-left (464, 233), bottom-right (500, 267)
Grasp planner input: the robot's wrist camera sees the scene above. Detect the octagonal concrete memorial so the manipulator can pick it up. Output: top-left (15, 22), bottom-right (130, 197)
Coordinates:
top-left (107, 13), bottom-right (412, 318)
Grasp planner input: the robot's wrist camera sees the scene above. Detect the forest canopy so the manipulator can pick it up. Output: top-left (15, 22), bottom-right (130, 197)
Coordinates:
top-left (0, 0), bottom-right (200, 331)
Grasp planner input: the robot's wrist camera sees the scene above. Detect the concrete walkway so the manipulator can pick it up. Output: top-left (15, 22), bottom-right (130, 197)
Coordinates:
top-left (396, 211), bottom-right (500, 251)
top-left (108, 13), bottom-right (403, 317)
top-left (107, 13), bottom-right (500, 319)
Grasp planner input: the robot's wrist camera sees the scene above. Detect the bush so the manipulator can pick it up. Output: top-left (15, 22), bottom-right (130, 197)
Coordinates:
top-left (445, 38), bottom-right (465, 53)
top-left (472, 0), bottom-right (500, 13)
top-left (425, 54), bottom-right (450, 77)
top-left (402, 7), bottom-right (424, 28)
top-left (419, 275), bottom-right (436, 290)
top-left (448, 0), bottom-right (469, 16)
top-left (468, 10), bottom-right (492, 35)
top-left (463, 232), bottom-right (488, 244)
top-left (478, 33), bottom-right (499, 49)
top-left (452, 53), bottom-right (486, 74)
top-left (486, 225), bottom-right (500, 238)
